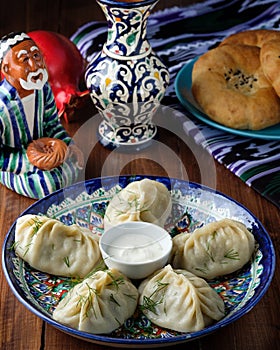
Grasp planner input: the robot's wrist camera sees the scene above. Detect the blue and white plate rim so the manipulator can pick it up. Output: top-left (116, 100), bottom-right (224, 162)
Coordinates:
top-left (1, 175), bottom-right (276, 347)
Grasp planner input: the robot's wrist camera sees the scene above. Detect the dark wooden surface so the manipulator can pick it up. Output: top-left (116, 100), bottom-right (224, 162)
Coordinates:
top-left (0, 1), bottom-right (279, 349)
top-left (0, 0), bottom-right (205, 37)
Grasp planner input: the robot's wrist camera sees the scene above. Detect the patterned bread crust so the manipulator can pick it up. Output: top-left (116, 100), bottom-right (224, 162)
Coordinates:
top-left (260, 38), bottom-right (280, 97)
top-left (191, 43), bottom-right (280, 130)
top-left (220, 29), bottom-right (280, 97)
top-left (219, 29), bottom-right (280, 48)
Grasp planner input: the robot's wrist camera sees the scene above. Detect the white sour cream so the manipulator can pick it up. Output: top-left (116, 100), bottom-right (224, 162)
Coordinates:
top-left (106, 233), bottom-right (163, 263)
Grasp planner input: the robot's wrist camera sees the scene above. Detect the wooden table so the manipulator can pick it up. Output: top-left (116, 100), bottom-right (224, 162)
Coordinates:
top-left (1, 96), bottom-right (280, 350)
top-left (0, 1), bottom-right (279, 349)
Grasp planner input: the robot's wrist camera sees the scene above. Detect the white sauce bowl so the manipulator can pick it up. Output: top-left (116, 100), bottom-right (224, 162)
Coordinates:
top-left (99, 222), bottom-right (173, 279)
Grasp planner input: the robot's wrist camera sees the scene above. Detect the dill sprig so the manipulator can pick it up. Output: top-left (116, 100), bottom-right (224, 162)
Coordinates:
top-left (114, 317), bottom-right (122, 327)
top-left (78, 282), bottom-right (99, 320)
top-left (141, 295), bottom-right (163, 314)
top-left (23, 242), bottom-right (33, 257)
top-left (107, 271), bottom-right (138, 303)
top-left (28, 216), bottom-right (43, 236)
top-left (8, 240), bottom-right (20, 251)
top-left (14, 217), bottom-right (44, 257)
top-left (204, 231), bottom-right (217, 262)
top-left (194, 265), bottom-right (209, 275)
top-left (109, 293), bottom-right (121, 307)
top-left (124, 293), bottom-right (137, 301)
top-left (224, 249), bottom-right (240, 261)
top-left (140, 279), bottom-right (169, 314)
top-left (63, 256), bottom-right (71, 268)
top-left (106, 271), bottom-right (125, 290)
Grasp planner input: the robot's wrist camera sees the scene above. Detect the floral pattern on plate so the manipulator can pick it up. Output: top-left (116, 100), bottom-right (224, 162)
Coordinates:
top-left (2, 176), bottom-right (275, 346)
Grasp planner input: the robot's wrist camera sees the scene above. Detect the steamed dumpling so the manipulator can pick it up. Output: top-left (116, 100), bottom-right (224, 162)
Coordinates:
top-left (169, 218), bottom-right (255, 279)
top-left (53, 268), bottom-right (139, 334)
top-left (138, 265), bottom-right (225, 332)
top-left (15, 214), bottom-right (102, 278)
top-left (104, 179), bottom-right (172, 230)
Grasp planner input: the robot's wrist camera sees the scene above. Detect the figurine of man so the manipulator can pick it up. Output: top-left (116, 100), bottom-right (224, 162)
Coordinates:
top-left (0, 32), bottom-right (84, 199)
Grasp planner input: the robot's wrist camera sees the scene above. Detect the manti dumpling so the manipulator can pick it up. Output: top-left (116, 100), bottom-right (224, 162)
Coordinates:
top-left (169, 218), bottom-right (255, 279)
top-left (104, 179), bottom-right (172, 230)
top-left (14, 214), bottom-right (102, 278)
top-left (138, 265), bottom-right (225, 332)
top-left (53, 268), bottom-right (139, 334)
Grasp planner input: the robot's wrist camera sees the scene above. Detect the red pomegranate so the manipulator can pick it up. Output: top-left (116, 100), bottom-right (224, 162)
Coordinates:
top-left (28, 30), bottom-right (89, 122)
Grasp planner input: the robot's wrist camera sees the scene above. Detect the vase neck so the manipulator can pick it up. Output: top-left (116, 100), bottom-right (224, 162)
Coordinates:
top-left (99, 1), bottom-right (157, 59)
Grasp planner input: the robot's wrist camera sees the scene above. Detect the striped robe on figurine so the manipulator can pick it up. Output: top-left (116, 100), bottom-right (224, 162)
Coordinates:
top-left (0, 79), bottom-right (80, 199)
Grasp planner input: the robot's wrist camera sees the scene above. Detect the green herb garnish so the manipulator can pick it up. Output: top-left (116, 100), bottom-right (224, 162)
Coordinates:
top-left (8, 240), bottom-right (20, 251)
top-left (109, 293), bottom-right (121, 306)
top-left (106, 271), bottom-right (125, 290)
top-left (63, 256), bottom-right (71, 268)
top-left (224, 249), bottom-right (240, 261)
top-left (29, 216), bottom-right (43, 235)
top-left (140, 279), bottom-right (169, 314)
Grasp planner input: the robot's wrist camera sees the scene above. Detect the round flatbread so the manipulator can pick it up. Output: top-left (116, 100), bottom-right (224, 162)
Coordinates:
top-left (220, 29), bottom-right (280, 98)
top-left (260, 38), bottom-right (280, 97)
top-left (219, 29), bottom-right (280, 48)
top-left (191, 44), bottom-right (280, 130)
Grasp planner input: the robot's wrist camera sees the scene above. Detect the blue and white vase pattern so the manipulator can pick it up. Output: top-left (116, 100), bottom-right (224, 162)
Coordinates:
top-left (85, 0), bottom-right (169, 148)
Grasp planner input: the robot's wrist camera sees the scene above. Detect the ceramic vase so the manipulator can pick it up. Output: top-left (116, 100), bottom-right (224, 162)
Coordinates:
top-left (85, 0), bottom-right (169, 149)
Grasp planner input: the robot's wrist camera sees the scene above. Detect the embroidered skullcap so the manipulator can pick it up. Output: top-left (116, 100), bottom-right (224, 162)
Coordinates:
top-left (0, 32), bottom-right (31, 63)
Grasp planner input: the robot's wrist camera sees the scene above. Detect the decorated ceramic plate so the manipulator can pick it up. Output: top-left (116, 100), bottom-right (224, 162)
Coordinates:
top-left (2, 175), bottom-right (275, 348)
top-left (175, 58), bottom-right (280, 140)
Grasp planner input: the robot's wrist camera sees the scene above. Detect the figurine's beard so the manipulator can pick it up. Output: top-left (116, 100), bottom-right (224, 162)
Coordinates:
top-left (20, 69), bottom-right (48, 90)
